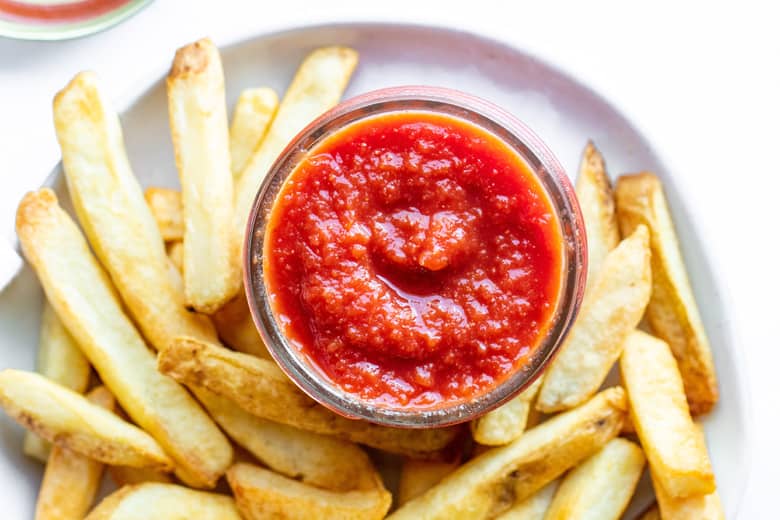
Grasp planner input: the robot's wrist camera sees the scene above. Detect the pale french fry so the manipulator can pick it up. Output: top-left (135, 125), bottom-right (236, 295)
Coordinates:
top-left (638, 504), bottom-right (661, 520)
top-left (233, 46), bottom-right (358, 245)
top-left (398, 459), bottom-right (459, 505)
top-left (212, 295), bottom-right (271, 359)
top-left (615, 172), bottom-right (718, 415)
top-left (575, 141), bottom-right (620, 288)
top-left (158, 336), bottom-right (458, 458)
top-left (34, 386), bottom-right (112, 520)
top-left (230, 87), bottom-right (279, 176)
top-left (537, 226), bottom-right (652, 412)
top-left (620, 330), bottom-right (715, 498)
top-left (52, 71), bottom-right (217, 351)
top-left (166, 240), bottom-right (184, 274)
top-left (471, 378), bottom-right (542, 446)
top-left (388, 388), bottom-right (626, 520)
top-left (168, 38), bottom-right (241, 312)
top-left (108, 465), bottom-right (173, 487)
top-left (85, 482), bottom-right (241, 520)
top-left (494, 479), bottom-right (560, 520)
top-left (15, 189), bottom-right (232, 488)
top-left (23, 301), bottom-right (90, 462)
top-left (227, 462), bottom-right (391, 520)
top-left (544, 437), bottom-right (645, 520)
top-left (144, 187), bottom-right (183, 242)
top-left (0, 371), bottom-right (171, 470)
top-left (196, 387), bottom-right (377, 491)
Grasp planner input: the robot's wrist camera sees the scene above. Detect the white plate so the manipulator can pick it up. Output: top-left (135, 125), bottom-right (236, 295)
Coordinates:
top-left (0, 23), bottom-right (750, 517)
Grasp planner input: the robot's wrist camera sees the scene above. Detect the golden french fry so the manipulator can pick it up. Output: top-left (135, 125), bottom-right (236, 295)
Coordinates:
top-left (638, 504), bottom-right (661, 520)
top-left (615, 172), bottom-right (718, 415)
top-left (0, 371), bottom-right (171, 470)
top-left (230, 87), bottom-right (279, 176)
top-left (388, 388), bottom-right (626, 520)
top-left (108, 465), bottom-right (173, 488)
top-left (494, 479), bottom-right (560, 520)
top-left (34, 386), bottom-right (112, 520)
top-left (15, 189), bottom-right (232, 488)
top-left (471, 378), bottom-right (542, 446)
top-left (227, 462), bottom-right (391, 520)
top-left (651, 424), bottom-right (724, 519)
top-left (195, 387), bottom-right (377, 491)
top-left (167, 38), bottom-right (241, 312)
top-left (233, 46), bottom-right (358, 245)
top-left (212, 295), bottom-right (271, 359)
top-left (52, 71), bottom-right (217, 351)
top-left (158, 336), bottom-right (458, 458)
top-left (575, 141), bottom-right (620, 288)
top-left (144, 187), bottom-right (183, 242)
top-left (398, 459), bottom-right (459, 505)
top-left (23, 301), bottom-right (91, 462)
top-left (537, 226), bottom-right (652, 412)
top-left (166, 240), bottom-right (184, 273)
top-left (544, 437), bottom-right (645, 520)
top-left (620, 330), bottom-right (715, 498)
top-left (85, 482), bottom-right (241, 520)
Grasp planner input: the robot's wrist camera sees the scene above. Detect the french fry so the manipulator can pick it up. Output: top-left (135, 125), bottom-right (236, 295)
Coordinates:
top-left (85, 482), bottom-right (241, 520)
top-left (0, 371), bottom-right (171, 470)
top-left (144, 187), bottom-right (183, 242)
top-left (196, 387), bottom-right (377, 491)
top-left (537, 226), bottom-right (652, 412)
top-left (575, 141), bottom-right (620, 288)
top-left (227, 462), bottom-right (391, 520)
top-left (15, 189), bottom-right (232, 488)
top-left (494, 479), bottom-right (560, 520)
top-left (388, 388), bottom-right (626, 520)
top-left (212, 295), bottom-right (271, 359)
top-left (651, 424), bottom-right (724, 519)
top-left (34, 386), bottom-right (112, 520)
top-left (168, 38), bottom-right (241, 312)
top-left (620, 330), bottom-right (715, 497)
top-left (108, 465), bottom-right (173, 487)
top-left (615, 172), bottom-right (718, 415)
top-left (471, 378), bottom-right (542, 446)
top-left (398, 459), bottom-right (459, 505)
top-left (52, 71), bottom-right (217, 351)
top-left (233, 46), bottom-right (358, 246)
top-left (638, 504), bottom-right (661, 520)
top-left (23, 301), bottom-right (90, 462)
top-left (158, 336), bottom-right (458, 458)
top-left (230, 87), bottom-right (279, 177)
top-left (544, 437), bottom-right (645, 520)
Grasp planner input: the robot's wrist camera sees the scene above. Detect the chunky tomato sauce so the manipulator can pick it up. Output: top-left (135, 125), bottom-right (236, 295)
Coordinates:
top-left (264, 111), bottom-right (562, 409)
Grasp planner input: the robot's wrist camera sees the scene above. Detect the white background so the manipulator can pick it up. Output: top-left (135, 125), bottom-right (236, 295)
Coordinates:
top-left (1, 1), bottom-right (777, 516)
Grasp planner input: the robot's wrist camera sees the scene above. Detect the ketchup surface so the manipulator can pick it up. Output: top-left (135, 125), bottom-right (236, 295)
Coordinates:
top-left (264, 111), bottom-right (563, 409)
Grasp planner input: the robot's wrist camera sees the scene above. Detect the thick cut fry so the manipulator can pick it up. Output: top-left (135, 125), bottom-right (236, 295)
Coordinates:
top-left (471, 378), bottom-right (542, 446)
top-left (615, 172), bottom-right (718, 415)
top-left (24, 301), bottom-right (91, 462)
top-left (494, 479), bottom-right (560, 520)
top-left (620, 330), bottom-right (715, 498)
top-left (195, 388), bottom-right (376, 491)
top-left (158, 336), bottom-right (458, 458)
top-left (34, 387), bottom-right (112, 520)
top-left (227, 463), bottom-right (391, 520)
top-left (168, 38), bottom-right (240, 312)
top-left (388, 388), bottom-right (626, 520)
top-left (166, 240), bottom-right (184, 274)
top-left (233, 47), bottom-right (358, 245)
top-left (108, 465), bottom-right (172, 487)
top-left (537, 226), bottom-right (652, 412)
top-left (230, 87), bottom-right (279, 176)
top-left (144, 187), bottom-right (183, 242)
top-left (85, 483), bottom-right (240, 520)
top-left (544, 437), bottom-right (645, 520)
top-left (638, 505), bottom-right (661, 520)
top-left (15, 189), bottom-right (232, 488)
top-left (398, 459), bottom-right (459, 505)
top-left (52, 71), bottom-right (217, 352)
top-left (212, 295), bottom-right (271, 359)
top-left (0, 371), bottom-right (170, 470)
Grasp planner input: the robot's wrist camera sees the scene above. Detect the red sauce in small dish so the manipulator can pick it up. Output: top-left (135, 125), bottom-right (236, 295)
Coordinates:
top-left (0, 0), bottom-right (131, 22)
top-left (264, 111), bottom-right (563, 409)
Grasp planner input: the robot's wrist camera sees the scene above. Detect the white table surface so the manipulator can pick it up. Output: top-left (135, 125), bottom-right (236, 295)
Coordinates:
top-left (1, 1), bottom-right (777, 516)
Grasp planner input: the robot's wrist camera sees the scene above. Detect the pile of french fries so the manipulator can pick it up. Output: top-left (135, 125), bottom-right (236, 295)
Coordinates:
top-left (0, 36), bottom-right (721, 519)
